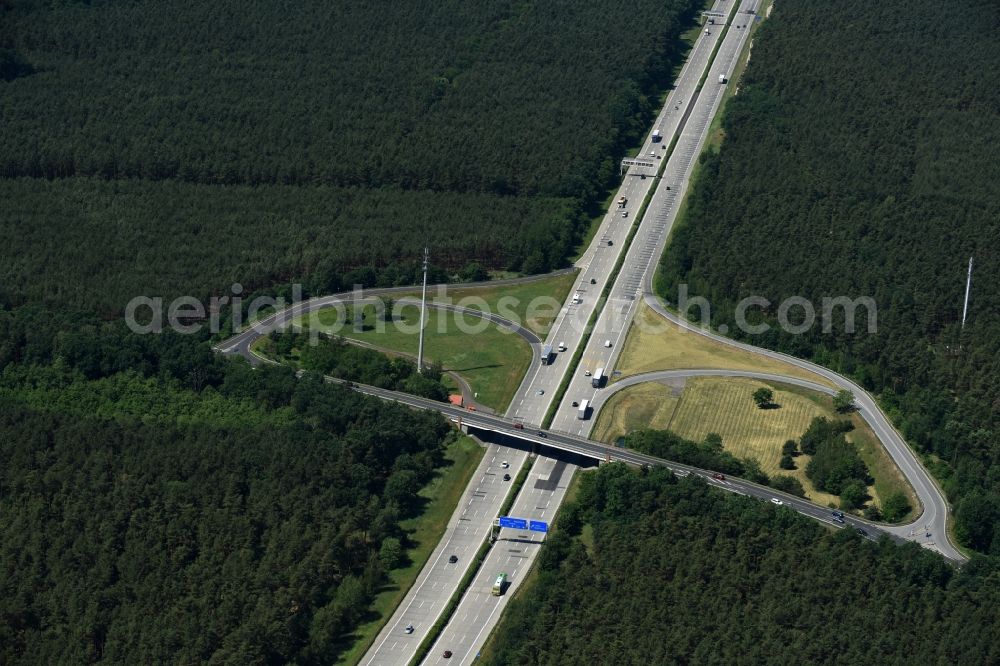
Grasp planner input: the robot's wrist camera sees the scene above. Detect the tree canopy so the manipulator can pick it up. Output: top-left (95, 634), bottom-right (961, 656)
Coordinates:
top-left (488, 465), bottom-right (1000, 665)
top-left (0, 0), bottom-right (702, 312)
top-left (657, 0), bottom-right (1000, 553)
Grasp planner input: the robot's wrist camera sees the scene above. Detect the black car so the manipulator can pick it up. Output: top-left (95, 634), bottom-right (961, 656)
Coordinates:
top-left (590, 278), bottom-right (597, 284)
top-left (443, 650), bottom-right (453, 659)
top-left (503, 473), bottom-right (511, 481)
top-left (856, 528), bottom-right (869, 537)
top-left (448, 555), bottom-right (458, 563)
top-left (537, 431), bottom-right (547, 438)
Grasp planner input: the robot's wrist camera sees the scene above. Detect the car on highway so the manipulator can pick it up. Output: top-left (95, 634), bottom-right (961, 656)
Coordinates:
top-left (513, 422), bottom-right (523, 430)
top-left (585, 370), bottom-right (592, 376)
top-left (501, 460), bottom-right (509, 468)
top-left (856, 528), bottom-right (869, 537)
top-left (622, 210), bottom-right (628, 218)
top-left (674, 470), bottom-right (690, 478)
top-left (590, 278), bottom-right (597, 284)
top-left (537, 431), bottom-right (547, 438)
top-left (604, 340), bottom-right (612, 348)
top-left (443, 650), bottom-right (453, 659)
top-left (405, 624), bottom-right (414, 634)
top-left (536, 389), bottom-right (544, 395)
top-left (448, 555), bottom-right (458, 563)
top-left (711, 473), bottom-right (726, 481)
top-left (503, 473), bottom-right (511, 481)
top-left (770, 498), bottom-right (783, 506)
top-left (571, 400), bottom-right (579, 407)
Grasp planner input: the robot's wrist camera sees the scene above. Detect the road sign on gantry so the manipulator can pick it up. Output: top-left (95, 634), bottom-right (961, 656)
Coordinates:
top-left (498, 516), bottom-right (528, 530)
top-left (529, 520), bottom-right (549, 533)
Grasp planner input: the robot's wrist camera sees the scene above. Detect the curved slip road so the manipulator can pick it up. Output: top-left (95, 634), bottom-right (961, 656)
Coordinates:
top-left (638, 294), bottom-right (964, 561)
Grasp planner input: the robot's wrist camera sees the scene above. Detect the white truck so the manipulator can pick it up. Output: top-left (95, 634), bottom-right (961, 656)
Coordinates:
top-left (540, 344), bottom-right (553, 365)
top-left (592, 367), bottom-right (604, 388)
top-left (578, 399), bottom-right (589, 420)
top-left (652, 129), bottom-right (662, 143)
top-left (719, 74), bottom-right (727, 84)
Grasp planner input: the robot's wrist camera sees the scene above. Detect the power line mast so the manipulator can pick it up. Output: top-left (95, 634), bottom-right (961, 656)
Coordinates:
top-left (417, 246), bottom-right (429, 373)
top-left (961, 256), bottom-right (973, 330)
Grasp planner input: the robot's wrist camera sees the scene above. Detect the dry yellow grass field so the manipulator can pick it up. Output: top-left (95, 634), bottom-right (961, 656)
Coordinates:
top-left (614, 302), bottom-right (836, 389)
top-left (591, 381), bottom-right (681, 443)
top-left (592, 376), bottom-right (916, 511)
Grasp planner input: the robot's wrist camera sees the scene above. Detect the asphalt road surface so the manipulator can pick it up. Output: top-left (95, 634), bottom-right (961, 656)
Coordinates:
top-left (359, 445), bottom-right (529, 666)
top-left (422, 3), bottom-right (759, 663)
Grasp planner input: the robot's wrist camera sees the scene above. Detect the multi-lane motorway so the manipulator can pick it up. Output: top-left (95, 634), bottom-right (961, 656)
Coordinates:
top-left (360, 445), bottom-right (529, 666)
top-left (553, 0), bottom-right (758, 440)
top-left (351, 9), bottom-right (738, 661)
top-left (213, 1), bottom-right (966, 662)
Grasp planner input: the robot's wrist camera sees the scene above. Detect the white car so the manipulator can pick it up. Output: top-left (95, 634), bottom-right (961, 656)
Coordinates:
top-left (536, 389), bottom-right (544, 395)
top-left (604, 340), bottom-right (612, 348)
top-left (770, 498), bottom-right (783, 506)
top-left (501, 461), bottom-right (509, 469)
top-left (584, 370), bottom-right (592, 376)
top-left (405, 624), bottom-right (414, 634)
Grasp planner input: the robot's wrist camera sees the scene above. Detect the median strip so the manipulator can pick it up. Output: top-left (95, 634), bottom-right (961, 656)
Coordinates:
top-left (408, 456), bottom-right (535, 666)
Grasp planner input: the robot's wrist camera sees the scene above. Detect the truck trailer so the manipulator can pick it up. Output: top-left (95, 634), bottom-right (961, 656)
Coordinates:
top-left (540, 344), bottom-right (553, 365)
top-left (578, 399), bottom-right (589, 420)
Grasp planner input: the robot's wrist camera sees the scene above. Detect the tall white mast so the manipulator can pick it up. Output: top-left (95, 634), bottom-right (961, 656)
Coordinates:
top-left (417, 247), bottom-right (429, 372)
top-left (961, 256), bottom-right (973, 330)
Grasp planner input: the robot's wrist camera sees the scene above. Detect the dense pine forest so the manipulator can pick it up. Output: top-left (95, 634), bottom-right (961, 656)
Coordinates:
top-left (0, 0), bottom-right (700, 312)
top-left (657, 0), bottom-right (1000, 553)
top-left (488, 465), bottom-right (1000, 665)
top-left (0, 1), bottom-right (711, 659)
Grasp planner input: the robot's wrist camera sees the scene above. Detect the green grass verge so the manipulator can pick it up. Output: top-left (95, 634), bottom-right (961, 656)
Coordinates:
top-left (393, 271), bottom-right (578, 337)
top-left (300, 305), bottom-right (532, 412)
top-left (408, 457), bottom-right (535, 666)
top-left (336, 435), bottom-right (484, 665)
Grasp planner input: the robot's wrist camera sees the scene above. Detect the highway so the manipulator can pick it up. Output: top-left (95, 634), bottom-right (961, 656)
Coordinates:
top-left (642, 294), bottom-right (965, 560)
top-left (262, 373), bottom-right (932, 558)
top-left (359, 444), bottom-right (529, 666)
top-left (504, 1), bottom-right (731, 430)
top-left (212, 1), bottom-right (966, 662)
top-left (422, 2), bottom-right (753, 663)
top-left (213, 270), bottom-right (568, 363)
top-left (552, 0), bottom-right (758, 440)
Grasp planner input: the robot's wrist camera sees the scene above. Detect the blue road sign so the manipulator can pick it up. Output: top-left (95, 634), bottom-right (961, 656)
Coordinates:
top-left (498, 516), bottom-right (528, 530)
top-left (529, 520), bottom-right (549, 533)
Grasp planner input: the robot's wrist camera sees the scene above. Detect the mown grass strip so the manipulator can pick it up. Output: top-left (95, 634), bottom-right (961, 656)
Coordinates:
top-left (407, 456), bottom-right (535, 666)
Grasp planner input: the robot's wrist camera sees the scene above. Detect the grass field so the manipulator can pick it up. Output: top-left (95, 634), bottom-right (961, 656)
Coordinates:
top-left (590, 381), bottom-right (682, 443)
top-left (614, 301), bottom-right (836, 388)
top-left (393, 270), bottom-right (578, 337)
top-left (336, 435), bottom-right (484, 665)
top-left (298, 303), bottom-right (532, 412)
top-left (592, 376), bottom-right (917, 516)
